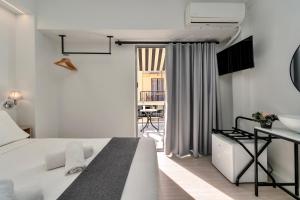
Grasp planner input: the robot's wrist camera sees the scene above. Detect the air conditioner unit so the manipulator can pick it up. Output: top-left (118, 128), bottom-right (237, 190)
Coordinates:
top-left (185, 2), bottom-right (245, 25)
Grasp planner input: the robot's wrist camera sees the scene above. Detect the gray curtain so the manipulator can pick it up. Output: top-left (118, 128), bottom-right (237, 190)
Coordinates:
top-left (165, 43), bottom-right (221, 157)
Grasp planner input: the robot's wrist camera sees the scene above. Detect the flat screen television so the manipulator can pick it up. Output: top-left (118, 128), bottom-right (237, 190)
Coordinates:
top-left (217, 36), bottom-right (254, 76)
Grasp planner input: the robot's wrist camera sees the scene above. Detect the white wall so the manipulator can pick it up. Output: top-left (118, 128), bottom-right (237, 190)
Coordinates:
top-left (2, 13), bottom-right (60, 138)
top-left (0, 6), bottom-right (17, 119)
top-left (32, 32), bottom-right (137, 138)
top-left (35, 37), bottom-right (231, 138)
top-left (219, 74), bottom-right (233, 129)
top-left (0, 6), bottom-right (36, 127)
top-left (35, 32), bottom-right (61, 138)
top-left (233, 0), bottom-right (300, 187)
top-left (32, 31), bottom-right (137, 138)
top-left (33, 0), bottom-right (234, 138)
top-left (15, 15), bottom-right (36, 132)
top-left (58, 43), bottom-right (136, 138)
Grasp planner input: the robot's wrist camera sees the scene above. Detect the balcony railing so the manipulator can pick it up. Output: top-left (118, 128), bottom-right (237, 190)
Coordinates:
top-left (140, 91), bottom-right (165, 101)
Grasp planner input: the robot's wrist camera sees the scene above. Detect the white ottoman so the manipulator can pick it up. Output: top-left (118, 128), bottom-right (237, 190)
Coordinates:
top-left (212, 133), bottom-right (268, 183)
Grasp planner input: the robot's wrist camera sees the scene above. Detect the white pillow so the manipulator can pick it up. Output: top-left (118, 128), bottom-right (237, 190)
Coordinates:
top-left (0, 111), bottom-right (29, 146)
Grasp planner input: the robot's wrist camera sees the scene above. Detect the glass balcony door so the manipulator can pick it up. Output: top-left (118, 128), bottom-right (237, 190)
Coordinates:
top-left (136, 47), bottom-right (167, 151)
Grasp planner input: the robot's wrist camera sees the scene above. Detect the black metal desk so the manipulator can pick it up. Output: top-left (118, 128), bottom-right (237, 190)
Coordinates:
top-left (254, 127), bottom-right (300, 199)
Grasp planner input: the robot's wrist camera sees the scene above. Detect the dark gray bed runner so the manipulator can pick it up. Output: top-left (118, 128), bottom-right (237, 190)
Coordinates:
top-left (57, 137), bottom-right (140, 200)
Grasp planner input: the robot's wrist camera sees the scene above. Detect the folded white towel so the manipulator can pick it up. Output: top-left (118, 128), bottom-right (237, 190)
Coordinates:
top-left (45, 146), bottom-right (94, 170)
top-left (65, 142), bottom-right (86, 175)
top-left (0, 180), bottom-right (44, 200)
top-left (15, 185), bottom-right (43, 200)
top-left (0, 180), bottom-right (14, 200)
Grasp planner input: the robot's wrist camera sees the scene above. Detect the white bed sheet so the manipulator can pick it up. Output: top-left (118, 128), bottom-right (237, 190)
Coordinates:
top-left (0, 138), bottom-right (158, 200)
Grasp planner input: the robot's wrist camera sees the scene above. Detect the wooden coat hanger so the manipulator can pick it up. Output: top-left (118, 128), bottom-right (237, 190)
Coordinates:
top-left (54, 58), bottom-right (77, 71)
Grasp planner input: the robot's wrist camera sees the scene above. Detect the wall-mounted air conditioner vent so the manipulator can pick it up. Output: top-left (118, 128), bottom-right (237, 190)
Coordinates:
top-left (186, 2), bottom-right (245, 25)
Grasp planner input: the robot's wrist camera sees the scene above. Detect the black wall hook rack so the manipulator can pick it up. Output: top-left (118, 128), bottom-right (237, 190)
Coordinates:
top-left (59, 35), bottom-right (113, 55)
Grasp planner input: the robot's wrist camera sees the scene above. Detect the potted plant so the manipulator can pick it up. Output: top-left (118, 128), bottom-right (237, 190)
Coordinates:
top-left (252, 112), bottom-right (278, 129)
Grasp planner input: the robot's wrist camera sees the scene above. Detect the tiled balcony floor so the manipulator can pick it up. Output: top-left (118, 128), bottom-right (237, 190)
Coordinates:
top-left (138, 118), bottom-right (165, 150)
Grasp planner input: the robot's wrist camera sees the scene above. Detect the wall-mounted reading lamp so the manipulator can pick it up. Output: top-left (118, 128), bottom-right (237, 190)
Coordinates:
top-left (3, 90), bottom-right (22, 109)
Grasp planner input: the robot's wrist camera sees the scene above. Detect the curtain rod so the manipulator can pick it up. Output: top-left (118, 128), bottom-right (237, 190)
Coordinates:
top-left (115, 40), bottom-right (219, 46)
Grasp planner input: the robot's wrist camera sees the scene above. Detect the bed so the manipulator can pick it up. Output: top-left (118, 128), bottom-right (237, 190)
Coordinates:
top-left (0, 111), bottom-right (158, 200)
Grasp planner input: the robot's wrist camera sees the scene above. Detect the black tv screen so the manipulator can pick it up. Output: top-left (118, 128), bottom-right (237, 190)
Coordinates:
top-left (217, 36), bottom-right (254, 75)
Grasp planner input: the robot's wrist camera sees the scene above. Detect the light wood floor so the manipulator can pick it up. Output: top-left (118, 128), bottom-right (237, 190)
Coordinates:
top-left (157, 153), bottom-right (294, 200)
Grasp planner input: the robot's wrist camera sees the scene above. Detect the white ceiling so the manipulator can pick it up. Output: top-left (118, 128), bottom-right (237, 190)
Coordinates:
top-left (41, 23), bottom-right (239, 45)
top-left (103, 25), bottom-right (238, 42)
top-left (40, 0), bottom-right (246, 43)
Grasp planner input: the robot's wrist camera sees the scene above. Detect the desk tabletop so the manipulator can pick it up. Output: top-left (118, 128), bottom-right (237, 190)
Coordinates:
top-left (255, 127), bottom-right (300, 143)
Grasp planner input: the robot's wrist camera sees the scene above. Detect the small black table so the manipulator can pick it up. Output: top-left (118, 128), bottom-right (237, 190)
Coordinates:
top-left (254, 127), bottom-right (300, 200)
top-left (140, 109), bottom-right (159, 132)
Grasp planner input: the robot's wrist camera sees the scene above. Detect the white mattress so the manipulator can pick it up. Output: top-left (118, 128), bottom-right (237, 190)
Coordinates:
top-left (0, 138), bottom-right (158, 200)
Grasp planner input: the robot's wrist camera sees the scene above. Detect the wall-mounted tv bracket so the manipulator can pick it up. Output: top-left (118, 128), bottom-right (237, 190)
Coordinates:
top-left (59, 35), bottom-right (113, 55)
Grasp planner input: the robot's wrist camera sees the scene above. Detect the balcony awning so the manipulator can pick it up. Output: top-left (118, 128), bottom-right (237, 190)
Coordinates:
top-left (137, 48), bottom-right (166, 72)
